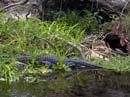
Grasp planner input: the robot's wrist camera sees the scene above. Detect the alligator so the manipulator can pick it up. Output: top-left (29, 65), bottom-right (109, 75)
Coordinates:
top-left (16, 54), bottom-right (102, 70)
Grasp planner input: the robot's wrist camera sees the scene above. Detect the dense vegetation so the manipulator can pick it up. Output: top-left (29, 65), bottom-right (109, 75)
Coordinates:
top-left (0, 9), bottom-right (130, 82)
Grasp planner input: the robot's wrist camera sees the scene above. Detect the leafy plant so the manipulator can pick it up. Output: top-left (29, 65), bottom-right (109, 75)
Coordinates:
top-left (78, 10), bottom-right (98, 34)
top-left (121, 13), bottom-right (130, 38)
top-left (90, 55), bottom-right (130, 72)
top-left (54, 9), bottom-right (99, 34)
top-left (0, 13), bottom-right (85, 82)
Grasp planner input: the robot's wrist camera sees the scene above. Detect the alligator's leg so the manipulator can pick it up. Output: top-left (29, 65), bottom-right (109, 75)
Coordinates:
top-left (37, 61), bottom-right (53, 69)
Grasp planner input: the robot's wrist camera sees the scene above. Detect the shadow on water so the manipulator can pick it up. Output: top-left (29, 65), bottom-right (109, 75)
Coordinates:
top-left (0, 69), bottom-right (130, 97)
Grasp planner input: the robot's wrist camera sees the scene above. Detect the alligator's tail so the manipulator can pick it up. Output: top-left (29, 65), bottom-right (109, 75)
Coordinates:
top-left (79, 61), bottom-right (102, 69)
top-left (66, 59), bottom-right (102, 69)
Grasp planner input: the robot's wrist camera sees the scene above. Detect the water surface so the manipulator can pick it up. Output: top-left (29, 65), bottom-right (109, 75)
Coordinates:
top-left (0, 69), bottom-right (130, 97)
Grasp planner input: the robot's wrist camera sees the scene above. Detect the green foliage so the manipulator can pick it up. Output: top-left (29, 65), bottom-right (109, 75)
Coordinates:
top-left (78, 10), bottom-right (98, 34)
top-left (90, 55), bottom-right (130, 72)
top-left (0, 10), bottom-right (129, 82)
top-left (121, 13), bottom-right (130, 35)
top-left (53, 64), bottom-right (71, 74)
top-left (54, 9), bottom-right (98, 34)
top-left (0, 13), bottom-right (84, 82)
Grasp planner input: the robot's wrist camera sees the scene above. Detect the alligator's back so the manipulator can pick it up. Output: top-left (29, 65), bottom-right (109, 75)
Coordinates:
top-left (38, 55), bottom-right (59, 64)
top-left (17, 54), bottom-right (102, 69)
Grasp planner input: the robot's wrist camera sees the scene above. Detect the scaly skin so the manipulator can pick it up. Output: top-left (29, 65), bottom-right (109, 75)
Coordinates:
top-left (17, 54), bottom-right (102, 69)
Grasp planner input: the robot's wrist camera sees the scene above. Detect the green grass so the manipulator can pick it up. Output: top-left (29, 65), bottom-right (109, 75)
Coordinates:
top-left (0, 13), bottom-right (85, 82)
top-left (90, 55), bottom-right (130, 72)
top-left (0, 11), bottom-right (130, 82)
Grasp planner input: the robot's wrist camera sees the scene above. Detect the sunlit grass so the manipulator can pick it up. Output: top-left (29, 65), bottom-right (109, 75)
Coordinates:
top-left (90, 55), bottom-right (130, 72)
top-left (0, 14), bottom-right (85, 82)
top-left (0, 11), bottom-right (130, 82)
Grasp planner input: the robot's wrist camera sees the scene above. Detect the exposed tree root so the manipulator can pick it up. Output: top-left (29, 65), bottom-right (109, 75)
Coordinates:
top-left (0, 0), bottom-right (28, 12)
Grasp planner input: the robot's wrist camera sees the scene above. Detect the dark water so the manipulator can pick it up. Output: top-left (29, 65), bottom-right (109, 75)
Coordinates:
top-left (0, 69), bottom-right (130, 97)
